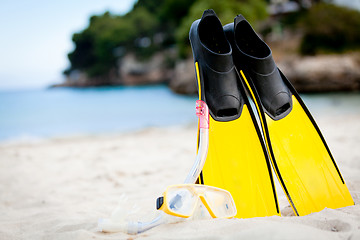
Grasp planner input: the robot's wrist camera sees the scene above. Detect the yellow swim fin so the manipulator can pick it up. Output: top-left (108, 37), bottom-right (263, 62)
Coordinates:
top-left (189, 9), bottom-right (279, 218)
top-left (224, 14), bottom-right (354, 216)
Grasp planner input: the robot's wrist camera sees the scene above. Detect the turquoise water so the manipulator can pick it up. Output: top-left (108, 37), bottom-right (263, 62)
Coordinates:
top-left (0, 85), bottom-right (197, 141)
top-left (0, 85), bottom-right (359, 142)
top-left (301, 93), bottom-right (360, 117)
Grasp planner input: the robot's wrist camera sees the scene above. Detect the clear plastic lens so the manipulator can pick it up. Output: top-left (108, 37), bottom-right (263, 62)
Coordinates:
top-left (165, 187), bottom-right (197, 217)
top-left (203, 189), bottom-right (236, 218)
top-left (164, 185), bottom-right (236, 218)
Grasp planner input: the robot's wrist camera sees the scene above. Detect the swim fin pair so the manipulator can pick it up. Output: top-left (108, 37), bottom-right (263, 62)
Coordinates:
top-left (189, 9), bottom-right (353, 218)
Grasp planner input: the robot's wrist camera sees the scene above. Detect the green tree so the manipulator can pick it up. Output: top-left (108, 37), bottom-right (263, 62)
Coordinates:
top-left (300, 3), bottom-right (360, 55)
top-left (66, 8), bottom-right (158, 77)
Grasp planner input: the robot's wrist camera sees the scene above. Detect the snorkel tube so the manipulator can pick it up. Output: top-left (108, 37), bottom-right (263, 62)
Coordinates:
top-left (184, 100), bottom-right (209, 183)
top-left (98, 212), bottom-right (167, 234)
top-left (98, 100), bottom-right (210, 234)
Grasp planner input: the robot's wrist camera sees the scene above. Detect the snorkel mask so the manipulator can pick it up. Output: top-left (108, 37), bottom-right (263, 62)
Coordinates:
top-left (157, 184), bottom-right (237, 219)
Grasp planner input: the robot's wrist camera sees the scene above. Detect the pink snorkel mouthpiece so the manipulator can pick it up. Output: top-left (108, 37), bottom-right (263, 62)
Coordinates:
top-left (196, 100), bottom-right (209, 129)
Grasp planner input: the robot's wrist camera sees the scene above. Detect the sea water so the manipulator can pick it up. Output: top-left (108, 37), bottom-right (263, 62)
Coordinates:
top-left (0, 85), bottom-right (359, 142)
top-left (0, 85), bottom-right (197, 141)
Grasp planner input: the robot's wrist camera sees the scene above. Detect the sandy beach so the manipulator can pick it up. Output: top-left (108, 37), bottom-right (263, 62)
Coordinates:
top-left (1, 111), bottom-right (360, 239)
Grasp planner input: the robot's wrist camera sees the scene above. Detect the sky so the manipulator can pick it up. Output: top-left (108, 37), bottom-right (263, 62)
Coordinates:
top-left (0, 0), bottom-right (136, 90)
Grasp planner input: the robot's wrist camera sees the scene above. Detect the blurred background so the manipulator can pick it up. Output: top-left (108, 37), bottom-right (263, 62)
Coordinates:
top-left (0, 0), bottom-right (359, 141)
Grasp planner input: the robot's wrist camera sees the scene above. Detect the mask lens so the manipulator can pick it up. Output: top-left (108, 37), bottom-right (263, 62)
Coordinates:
top-left (203, 188), bottom-right (237, 218)
top-left (165, 187), bottom-right (197, 217)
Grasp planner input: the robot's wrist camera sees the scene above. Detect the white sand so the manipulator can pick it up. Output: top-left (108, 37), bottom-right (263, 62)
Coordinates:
top-left (0, 113), bottom-right (360, 239)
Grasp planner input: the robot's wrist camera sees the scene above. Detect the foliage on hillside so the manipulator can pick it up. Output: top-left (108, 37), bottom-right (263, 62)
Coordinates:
top-left (299, 3), bottom-right (360, 55)
top-left (65, 0), bottom-right (268, 77)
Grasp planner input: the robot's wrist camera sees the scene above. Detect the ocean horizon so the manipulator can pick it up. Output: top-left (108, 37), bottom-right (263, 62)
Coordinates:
top-left (0, 85), bottom-right (198, 142)
top-left (0, 85), bottom-right (359, 142)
